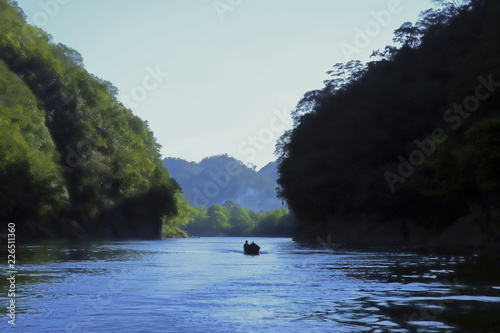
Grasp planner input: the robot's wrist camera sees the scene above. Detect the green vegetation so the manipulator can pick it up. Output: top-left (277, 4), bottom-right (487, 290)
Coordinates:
top-left (8, 0), bottom-right (498, 245)
top-left (0, 0), bottom-right (181, 240)
top-left (277, 0), bottom-right (500, 245)
top-left (164, 155), bottom-right (295, 237)
top-left (0, 1), bottom-right (291, 241)
top-left (182, 200), bottom-right (297, 237)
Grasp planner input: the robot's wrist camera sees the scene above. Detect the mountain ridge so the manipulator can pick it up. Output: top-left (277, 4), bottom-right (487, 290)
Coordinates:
top-left (164, 155), bottom-right (282, 212)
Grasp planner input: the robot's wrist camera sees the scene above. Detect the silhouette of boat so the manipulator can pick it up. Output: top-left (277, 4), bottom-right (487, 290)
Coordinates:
top-left (243, 241), bottom-right (260, 255)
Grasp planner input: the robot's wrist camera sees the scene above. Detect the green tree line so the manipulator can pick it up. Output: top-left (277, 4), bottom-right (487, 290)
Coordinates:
top-left (175, 199), bottom-right (296, 237)
top-left (276, 0), bottom-right (500, 243)
top-left (0, 0), bottom-right (182, 240)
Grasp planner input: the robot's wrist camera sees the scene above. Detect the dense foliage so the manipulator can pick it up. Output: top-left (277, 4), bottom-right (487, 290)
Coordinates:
top-left (164, 155), bottom-right (282, 212)
top-left (164, 155), bottom-right (294, 237)
top-left (182, 200), bottom-right (297, 237)
top-left (277, 0), bottom-right (500, 242)
top-left (0, 0), bottom-right (181, 240)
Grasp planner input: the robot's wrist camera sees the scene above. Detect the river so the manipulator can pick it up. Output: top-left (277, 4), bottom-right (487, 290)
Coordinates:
top-left (3, 237), bottom-right (500, 332)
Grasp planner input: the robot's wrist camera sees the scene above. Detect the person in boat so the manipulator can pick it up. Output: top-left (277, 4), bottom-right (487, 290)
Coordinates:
top-left (244, 240), bottom-right (260, 254)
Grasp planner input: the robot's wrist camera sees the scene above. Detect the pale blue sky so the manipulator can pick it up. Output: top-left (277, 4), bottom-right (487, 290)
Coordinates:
top-left (16, 0), bottom-right (435, 168)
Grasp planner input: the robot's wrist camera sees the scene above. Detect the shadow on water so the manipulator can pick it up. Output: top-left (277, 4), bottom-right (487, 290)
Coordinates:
top-left (0, 240), bottom-right (145, 292)
top-left (164, 238), bottom-right (500, 332)
top-left (293, 242), bottom-right (500, 332)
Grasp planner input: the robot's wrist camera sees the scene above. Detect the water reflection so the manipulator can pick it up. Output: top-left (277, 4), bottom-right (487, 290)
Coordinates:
top-left (305, 244), bottom-right (500, 332)
top-left (1, 239), bottom-right (499, 332)
top-left (15, 241), bottom-right (148, 264)
top-left (0, 241), bottom-right (142, 303)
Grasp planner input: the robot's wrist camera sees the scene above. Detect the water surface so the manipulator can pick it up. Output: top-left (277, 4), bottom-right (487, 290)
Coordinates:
top-left (4, 237), bottom-right (500, 332)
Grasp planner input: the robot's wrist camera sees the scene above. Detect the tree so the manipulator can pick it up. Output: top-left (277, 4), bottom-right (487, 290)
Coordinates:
top-left (0, 0), bottom-right (181, 239)
top-left (276, 0), bottom-right (500, 242)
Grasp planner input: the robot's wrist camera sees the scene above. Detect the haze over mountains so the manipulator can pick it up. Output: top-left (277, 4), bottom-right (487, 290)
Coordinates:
top-left (164, 155), bottom-right (282, 212)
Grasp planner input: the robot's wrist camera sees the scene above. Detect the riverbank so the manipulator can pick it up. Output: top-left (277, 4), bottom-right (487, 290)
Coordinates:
top-left (293, 212), bottom-right (500, 250)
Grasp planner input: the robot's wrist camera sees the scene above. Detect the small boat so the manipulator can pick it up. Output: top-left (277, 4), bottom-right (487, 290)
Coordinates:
top-left (243, 241), bottom-right (260, 255)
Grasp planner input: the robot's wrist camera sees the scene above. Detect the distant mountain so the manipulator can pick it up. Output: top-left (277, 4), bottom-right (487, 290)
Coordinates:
top-left (258, 161), bottom-right (279, 181)
top-left (164, 155), bottom-right (282, 212)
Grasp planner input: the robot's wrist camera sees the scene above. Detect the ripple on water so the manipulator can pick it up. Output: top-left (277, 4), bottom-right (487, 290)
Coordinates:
top-left (9, 238), bottom-right (500, 333)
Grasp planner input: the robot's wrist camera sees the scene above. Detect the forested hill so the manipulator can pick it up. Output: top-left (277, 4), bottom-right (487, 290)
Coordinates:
top-left (0, 0), bottom-right (182, 241)
top-left (164, 155), bottom-right (282, 212)
top-left (277, 0), bottom-right (500, 246)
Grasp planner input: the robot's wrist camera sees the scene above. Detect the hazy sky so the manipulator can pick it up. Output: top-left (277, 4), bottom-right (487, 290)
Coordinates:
top-left (16, 0), bottom-right (435, 168)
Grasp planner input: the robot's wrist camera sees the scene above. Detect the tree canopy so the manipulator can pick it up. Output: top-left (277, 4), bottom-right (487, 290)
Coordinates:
top-left (182, 200), bottom-right (296, 237)
top-left (276, 0), bottom-right (500, 242)
top-left (0, 0), bottom-right (181, 240)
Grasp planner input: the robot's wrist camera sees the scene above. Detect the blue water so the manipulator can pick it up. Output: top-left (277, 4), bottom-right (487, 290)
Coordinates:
top-left (4, 237), bottom-right (500, 332)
